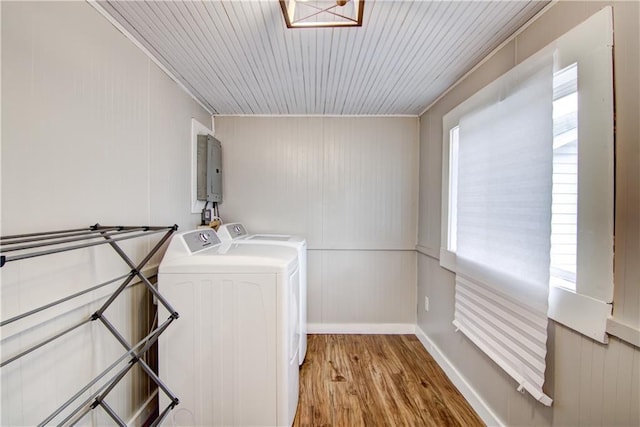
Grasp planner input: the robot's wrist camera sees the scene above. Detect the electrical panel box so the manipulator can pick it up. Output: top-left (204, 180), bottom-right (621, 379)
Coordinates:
top-left (196, 134), bottom-right (223, 203)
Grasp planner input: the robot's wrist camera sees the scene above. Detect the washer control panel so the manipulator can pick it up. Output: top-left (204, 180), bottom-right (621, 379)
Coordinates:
top-left (222, 223), bottom-right (248, 239)
top-left (183, 229), bottom-right (221, 253)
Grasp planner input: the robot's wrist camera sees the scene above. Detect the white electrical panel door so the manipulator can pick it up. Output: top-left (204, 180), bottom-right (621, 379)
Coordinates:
top-left (196, 134), bottom-right (223, 203)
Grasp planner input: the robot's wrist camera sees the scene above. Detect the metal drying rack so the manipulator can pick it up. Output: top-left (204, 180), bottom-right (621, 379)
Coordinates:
top-left (0, 224), bottom-right (180, 426)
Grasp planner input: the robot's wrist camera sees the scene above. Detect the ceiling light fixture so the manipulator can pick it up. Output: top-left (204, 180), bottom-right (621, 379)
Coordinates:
top-left (279, 0), bottom-right (364, 28)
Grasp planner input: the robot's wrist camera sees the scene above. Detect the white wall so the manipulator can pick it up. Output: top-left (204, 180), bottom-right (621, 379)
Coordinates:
top-left (1, 1), bottom-right (210, 425)
top-left (417, 1), bottom-right (640, 425)
top-left (215, 116), bottom-right (418, 331)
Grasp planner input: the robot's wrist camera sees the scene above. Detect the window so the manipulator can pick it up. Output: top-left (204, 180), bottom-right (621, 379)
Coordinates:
top-left (446, 64), bottom-right (582, 292)
top-left (550, 64), bottom-right (578, 291)
top-left (447, 126), bottom-right (459, 254)
top-left (440, 7), bottom-right (614, 403)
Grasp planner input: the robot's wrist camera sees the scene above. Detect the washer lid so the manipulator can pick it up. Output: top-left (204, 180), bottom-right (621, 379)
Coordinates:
top-left (160, 230), bottom-right (298, 274)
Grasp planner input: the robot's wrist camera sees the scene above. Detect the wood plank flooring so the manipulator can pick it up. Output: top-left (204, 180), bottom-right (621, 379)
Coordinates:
top-left (293, 334), bottom-right (484, 427)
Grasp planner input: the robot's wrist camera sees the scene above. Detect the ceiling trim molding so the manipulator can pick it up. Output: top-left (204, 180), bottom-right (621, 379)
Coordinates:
top-left (214, 114), bottom-right (419, 118)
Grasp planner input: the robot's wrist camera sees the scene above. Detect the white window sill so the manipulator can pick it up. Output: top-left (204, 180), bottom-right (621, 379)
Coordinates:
top-left (548, 284), bottom-right (612, 344)
top-left (439, 247), bottom-right (456, 272)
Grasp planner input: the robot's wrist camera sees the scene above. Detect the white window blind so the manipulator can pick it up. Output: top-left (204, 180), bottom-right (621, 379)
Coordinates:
top-left (453, 53), bottom-right (554, 406)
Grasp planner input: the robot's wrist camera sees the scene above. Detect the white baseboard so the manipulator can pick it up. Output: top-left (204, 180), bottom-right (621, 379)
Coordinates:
top-left (308, 323), bottom-right (416, 334)
top-left (415, 326), bottom-right (503, 427)
top-left (127, 389), bottom-right (158, 427)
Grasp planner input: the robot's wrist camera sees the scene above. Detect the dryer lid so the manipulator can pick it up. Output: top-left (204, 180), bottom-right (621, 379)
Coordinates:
top-left (247, 235), bottom-right (291, 241)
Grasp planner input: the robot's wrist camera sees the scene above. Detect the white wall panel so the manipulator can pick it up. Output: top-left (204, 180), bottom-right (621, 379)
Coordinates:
top-left (214, 116), bottom-right (325, 247)
top-left (216, 116), bottom-right (418, 250)
top-left (610, 0), bottom-right (640, 330)
top-left (319, 250), bottom-right (416, 325)
top-left (148, 60), bottom-right (212, 231)
top-left (322, 117), bottom-right (418, 249)
top-left (417, 113), bottom-right (442, 252)
top-left (1, 1), bottom-right (210, 425)
top-left (306, 251), bottom-right (323, 324)
top-left (215, 116), bottom-right (418, 327)
top-left (1, 2), bottom-right (148, 230)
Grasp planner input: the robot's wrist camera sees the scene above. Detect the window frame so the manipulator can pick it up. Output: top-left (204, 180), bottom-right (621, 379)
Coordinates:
top-left (440, 7), bottom-right (614, 343)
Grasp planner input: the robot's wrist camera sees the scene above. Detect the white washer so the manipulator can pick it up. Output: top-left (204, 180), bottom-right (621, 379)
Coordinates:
top-left (216, 223), bottom-right (308, 365)
top-left (158, 229), bottom-right (300, 427)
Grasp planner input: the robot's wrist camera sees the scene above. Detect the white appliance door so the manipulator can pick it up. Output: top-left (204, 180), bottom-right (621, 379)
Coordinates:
top-left (159, 273), bottom-right (277, 427)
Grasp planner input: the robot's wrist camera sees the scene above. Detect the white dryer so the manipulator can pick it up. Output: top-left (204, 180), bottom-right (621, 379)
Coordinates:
top-left (158, 229), bottom-right (300, 427)
top-left (216, 222), bottom-right (308, 365)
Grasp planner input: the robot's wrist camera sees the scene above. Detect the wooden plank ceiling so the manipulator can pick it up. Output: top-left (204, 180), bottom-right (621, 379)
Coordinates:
top-left (98, 0), bottom-right (548, 115)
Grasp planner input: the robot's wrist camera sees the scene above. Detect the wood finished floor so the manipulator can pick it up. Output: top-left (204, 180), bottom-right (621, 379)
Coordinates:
top-left (293, 334), bottom-right (484, 427)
